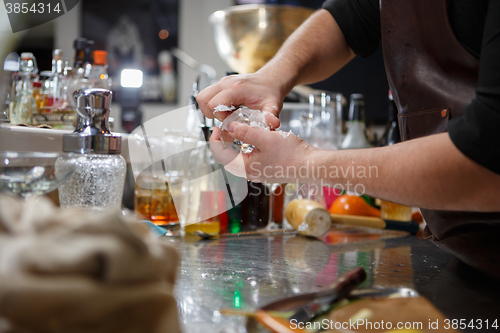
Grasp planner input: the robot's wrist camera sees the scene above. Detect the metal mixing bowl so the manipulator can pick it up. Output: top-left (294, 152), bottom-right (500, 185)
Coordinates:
top-left (209, 5), bottom-right (314, 74)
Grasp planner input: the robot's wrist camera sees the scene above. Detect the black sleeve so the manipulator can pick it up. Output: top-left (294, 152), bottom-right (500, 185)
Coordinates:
top-left (322, 0), bottom-right (381, 57)
top-left (448, 0), bottom-right (500, 175)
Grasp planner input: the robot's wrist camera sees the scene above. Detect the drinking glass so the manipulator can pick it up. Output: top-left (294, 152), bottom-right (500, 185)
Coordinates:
top-left (132, 131), bottom-right (196, 235)
top-left (264, 182), bottom-right (281, 230)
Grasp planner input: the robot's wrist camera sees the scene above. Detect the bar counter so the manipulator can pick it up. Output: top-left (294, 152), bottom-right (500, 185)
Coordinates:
top-left (171, 231), bottom-right (500, 333)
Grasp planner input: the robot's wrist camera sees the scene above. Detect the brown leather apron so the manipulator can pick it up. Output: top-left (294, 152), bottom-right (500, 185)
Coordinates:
top-left (381, 0), bottom-right (500, 276)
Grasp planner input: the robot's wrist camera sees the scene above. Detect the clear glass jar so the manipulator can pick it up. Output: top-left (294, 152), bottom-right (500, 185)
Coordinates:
top-left (56, 153), bottom-right (126, 212)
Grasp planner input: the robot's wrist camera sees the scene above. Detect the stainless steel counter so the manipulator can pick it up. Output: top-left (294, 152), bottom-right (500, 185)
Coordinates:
top-left (171, 231), bottom-right (500, 333)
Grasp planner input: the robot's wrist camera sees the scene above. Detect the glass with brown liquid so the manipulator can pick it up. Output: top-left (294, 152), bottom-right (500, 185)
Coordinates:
top-left (134, 174), bottom-right (180, 228)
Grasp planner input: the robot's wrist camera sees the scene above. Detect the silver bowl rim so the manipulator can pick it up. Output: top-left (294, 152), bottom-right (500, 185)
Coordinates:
top-left (209, 4), bottom-right (315, 23)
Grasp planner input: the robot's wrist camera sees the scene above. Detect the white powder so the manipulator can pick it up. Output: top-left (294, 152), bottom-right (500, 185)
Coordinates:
top-left (276, 130), bottom-right (293, 139)
top-left (214, 104), bottom-right (236, 113)
top-left (249, 121), bottom-right (270, 130)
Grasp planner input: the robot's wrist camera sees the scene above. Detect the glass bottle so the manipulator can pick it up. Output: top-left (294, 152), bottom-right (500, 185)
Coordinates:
top-left (45, 49), bottom-right (64, 110)
top-left (158, 50), bottom-right (176, 103)
top-left (73, 38), bottom-right (87, 70)
top-left (32, 81), bottom-right (44, 112)
top-left (11, 53), bottom-right (38, 125)
top-left (71, 40), bottom-right (95, 132)
top-left (56, 89), bottom-right (126, 213)
top-left (378, 89), bottom-right (400, 147)
top-left (340, 94), bottom-right (372, 150)
top-left (72, 39), bottom-right (94, 93)
top-left (90, 50), bottom-right (111, 89)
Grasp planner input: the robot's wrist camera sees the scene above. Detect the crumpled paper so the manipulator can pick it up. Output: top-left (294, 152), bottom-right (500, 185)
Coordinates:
top-left (0, 196), bottom-right (180, 333)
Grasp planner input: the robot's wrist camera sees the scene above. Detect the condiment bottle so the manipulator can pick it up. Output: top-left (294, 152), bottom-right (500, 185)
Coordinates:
top-left (56, 88), bottom-right (126, 212)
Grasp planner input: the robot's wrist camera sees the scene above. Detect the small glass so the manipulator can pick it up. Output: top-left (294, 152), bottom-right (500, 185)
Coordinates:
top-left (300, 92), bottom-right (344, 150)
top-left (133, 132), bottom-right (195, 233)
top-left (178, 140), bottom-right (221, 236)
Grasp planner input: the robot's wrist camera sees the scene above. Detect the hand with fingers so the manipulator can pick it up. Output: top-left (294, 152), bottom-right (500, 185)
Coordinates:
top-left (195, 72), bottom-right (286, 130)
top-left (209, 121), bottom-right (319, 184)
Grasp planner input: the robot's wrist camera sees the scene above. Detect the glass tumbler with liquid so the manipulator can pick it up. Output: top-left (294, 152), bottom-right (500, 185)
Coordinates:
top-left (180, 139), bottom-right (221, 236)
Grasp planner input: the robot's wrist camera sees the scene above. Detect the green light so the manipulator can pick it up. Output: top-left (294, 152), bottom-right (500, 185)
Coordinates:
top-left (234, 291), bottom-right (241, 308)
top-left (230, 219), bottom-right (241, 233)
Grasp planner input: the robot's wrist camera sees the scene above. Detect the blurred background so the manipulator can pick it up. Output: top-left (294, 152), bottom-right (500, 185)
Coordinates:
top-left (1, 0), bottom-right (389, 133)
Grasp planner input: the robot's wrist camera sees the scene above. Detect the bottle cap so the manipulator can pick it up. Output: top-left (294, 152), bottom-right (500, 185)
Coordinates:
top-left (62, 88), bottom-right (121, 154)
top-left (20, 52), bottom-right (34, 60)
top-left (83, 40), bottom-right (95, 64)
top-left (19, 53), bottom-right (37, 74)
top-left (94, 50), bottom-right (107, 66)
top-left (73, 38), bottom-right (87, 50)
top-left (52, 49), bottom-right (63, 60)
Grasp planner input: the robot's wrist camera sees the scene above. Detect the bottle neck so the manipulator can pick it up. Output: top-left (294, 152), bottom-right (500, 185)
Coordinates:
top-left (21, 74), bottom-right (32, 92)
top-left (74, 49), bottom-right (85, 69)
top-left (349, 102), bottom-right (365, 122)
top-left (83, 63), bottom-right (92, 78)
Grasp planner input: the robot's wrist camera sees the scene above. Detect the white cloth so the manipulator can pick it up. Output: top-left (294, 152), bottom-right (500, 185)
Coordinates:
top-left (0, 196), bottom-right (180, 333)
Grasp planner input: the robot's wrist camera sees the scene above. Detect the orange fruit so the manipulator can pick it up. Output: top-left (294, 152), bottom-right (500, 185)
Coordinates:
top-left (329, 194), bottom-right (381, 217)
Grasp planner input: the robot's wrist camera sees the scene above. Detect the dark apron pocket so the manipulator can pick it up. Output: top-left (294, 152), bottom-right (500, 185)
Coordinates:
top-left (398, 108), bottom-right (449, 141)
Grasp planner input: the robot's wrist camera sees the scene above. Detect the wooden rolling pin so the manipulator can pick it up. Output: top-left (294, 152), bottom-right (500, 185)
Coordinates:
top-left (285, 199), bottom-right (420, 237)
top-left (285, 199), bottom-right (332, 237)
top-left (330, 214), bottom-right (420, 235)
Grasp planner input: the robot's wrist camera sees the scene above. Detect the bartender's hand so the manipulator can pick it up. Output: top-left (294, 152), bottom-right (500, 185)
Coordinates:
top-left (197, 9), bottom-right (355, 131)
top-left (209, 123), bottom-right (316, 183)
top-left (196, 72), bottom-right (284, 130)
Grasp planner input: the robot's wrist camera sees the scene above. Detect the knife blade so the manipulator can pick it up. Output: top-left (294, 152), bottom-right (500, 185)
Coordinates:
top-left (288, 267), bottom-right (366, 323)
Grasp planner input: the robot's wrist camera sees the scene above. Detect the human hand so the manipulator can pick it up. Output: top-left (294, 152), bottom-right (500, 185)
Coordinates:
top-left (196, 73), bottom-right (284, 130)
top-left (209, 123), bottom-right (319, 184)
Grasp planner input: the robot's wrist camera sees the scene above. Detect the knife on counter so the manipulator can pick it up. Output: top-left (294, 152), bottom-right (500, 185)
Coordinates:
top-left (259, 267), bottom-right (366, 324)
top-left (288, 267), bottom-right (366, 323)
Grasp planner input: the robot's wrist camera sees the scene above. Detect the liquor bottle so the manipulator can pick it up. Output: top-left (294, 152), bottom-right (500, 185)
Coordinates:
top-left (158, 50), bottom-right (176, 103)
top-left (90, 50), bottom-right (111, 89)
top-left (11, 53), bottom-right (38, 125)
top-left (378, 89), bottom-right (400, 147)
top-left (340, 94), bottom-right (372, 149)
top-left (73, 40), bottom-right (94, 93)
top-left (72, 39), bottom-right (95, 131)
top-left (73, 38), bottom-right (87, 70)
